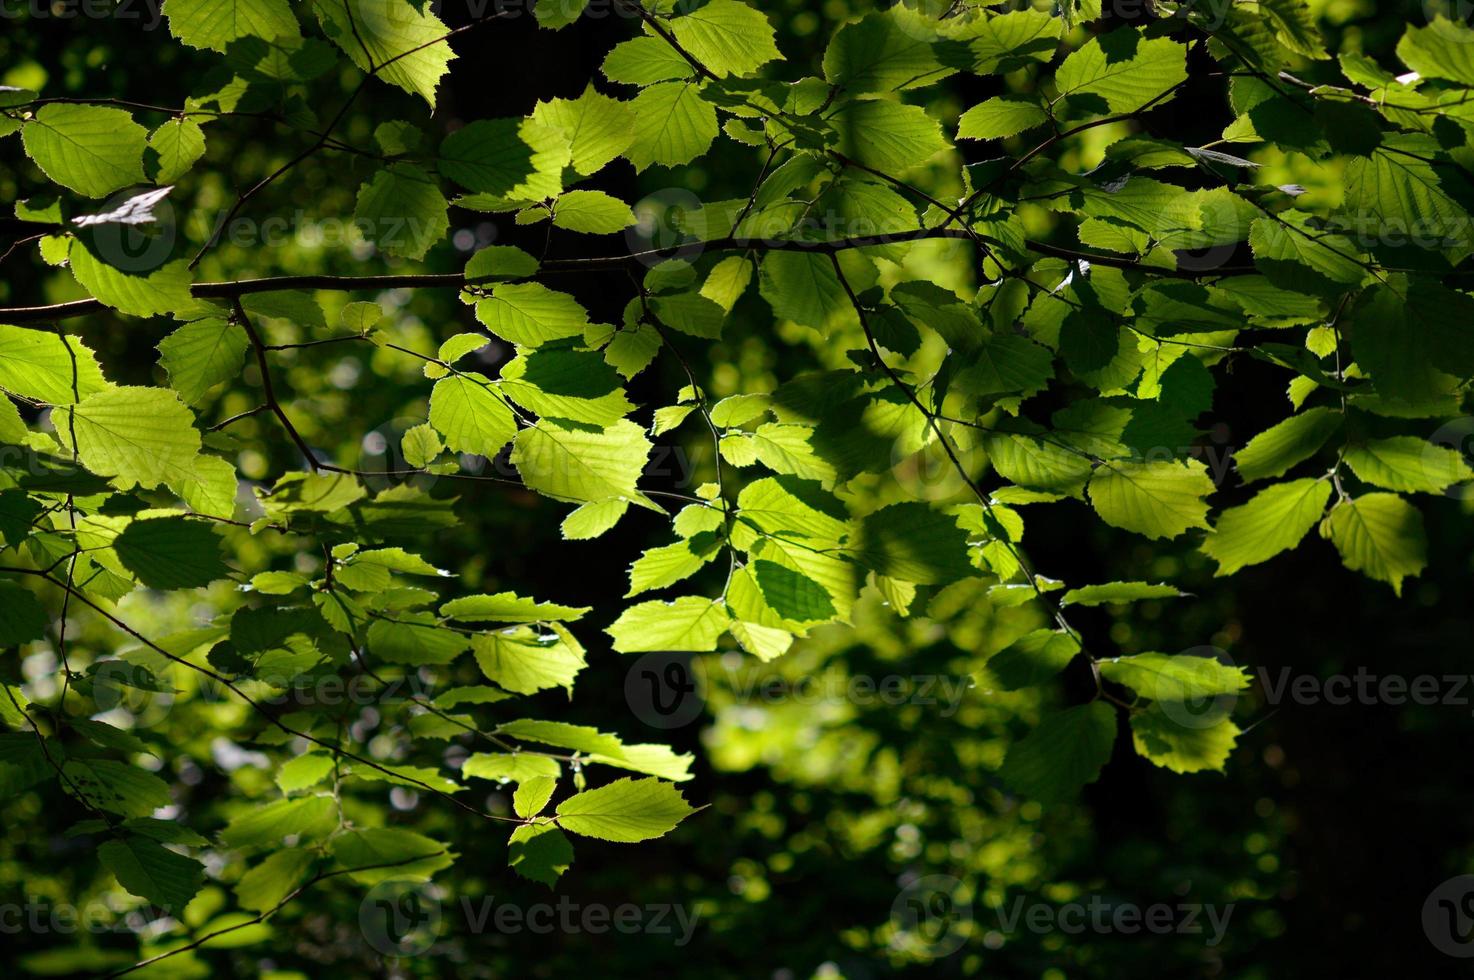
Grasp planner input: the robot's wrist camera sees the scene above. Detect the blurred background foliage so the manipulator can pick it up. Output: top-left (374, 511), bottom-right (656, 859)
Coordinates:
top-left (2, 0), bottom-right (1473, 977)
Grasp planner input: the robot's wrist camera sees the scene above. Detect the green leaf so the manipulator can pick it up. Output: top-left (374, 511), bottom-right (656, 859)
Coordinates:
top-left (1060, 581), bottom-right (1184, 606)
top-left (667, 0), bottom-right (781, 77)
top-left (98, 836), bottom-right (203, 912)
top-left (401, 423), bottom-right (443, 468)
top-left (1098, 652), bottom-right (1250, 701)
top-left (165, 0), bottom-right (299, 51)
top-left (851, 502), bottom-right (972, 585)
top-left (68, 242), bottom-right (194, 318)
top-left (1202, 477), bottom-right (1332, 575)
top-left (0, 325), bottom-right (108, 404)
top-left (0, 582), bottom-right (48, 647)
top-left (1323, 493), bottom-right (1427, 595)
top-left (998, 702), bottom-right (1116, 803)
top-left (603, 36), bottom-right (693, 85)
top-left (1088, 459), bottom-right (1214, 540)
top-left (114, 517), bottom-right (229, 589)
top-left (58, 386), bottom-right (203, 493)
top-left (472, 627), bottom-right (586, 694)
top-left (822, 7), bottom-right (949, 94)
top-left (354, 164), bottom-right (448, 260)
top-left (316, 0), bottom-right (455, 107)
top-left (476, 283), bottom-right (589, 347)
top-left (1397, 18), bottom-right (1474, 84)
top-left (218, 795), bottom-right (337, 849)
top-left (512, 419), bottom-right (660, 511)
top-left (1350, 282), bottom-right (1474, 406)
top-left (957, 96), bottom-right (1047, 141)
top-left (275, 752), bottom-right (336, 794)
top-left (1343, 437), bottom-right (1474, 494)
top-left (158, 318), bottom-right (249, 405)
top-left (552, 190), bottom-right (634, 234)
top-left (366, 614), bottom-right (470, 666)
top-left (440, 592), bottom-right (590, 623)
top-left (440, 118), bottom-right (569, 199)
top-left (462, 753), bottom-right (562, 784)
top-left (626, 81), bottom-right (718, 171)
top-left (562, 499), bottom-right (629, 540)
top-left (831, 99), bottom-right (948, 172)
top-left (982, 629), bottom-right (1080, 690)
top-left (428, 372), bottom-right (516, 458)
top-left (22, 104), bottom-right (147, 197)
top-left (531, 86), bottom-right (636, 176)
top-left (607, 596), bottom-right (729, 653)
top-left (495, 720), bottom-right (693, 781)
top-left (554, 777), bottom-right (696, 842)
top-left (329, 827), bottom-right (452, 884)
top-left (508, 823), bottom-right (573, 888)
top-left (1130, 704), bottom-right (1240, 774)
top-left (513, 774), bottom-right (557, 818)
top-left (235, 849), bottom-right (315, 913)
top-left (626, 535), bottom-right (720, 596)
top-left (146, 118), bottom-right (207, 183)
top-left (63, 759), bottom-right (172, 817)
top-left (1233, 407), bottom-right (1341, 483)
top-left (1054, 29), bottom-right (1187, 114)
top-left (1248, 212), bottom-right (1366, 298)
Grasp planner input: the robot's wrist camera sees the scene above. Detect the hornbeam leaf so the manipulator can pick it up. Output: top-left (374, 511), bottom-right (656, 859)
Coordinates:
top-left (235, 849), bottom-right (315, 912)
top-left (1232, 407), bottom-right (1341, 483)
top-left (957, 95), bottom-right (1047, 141)
top-left (850, 502), bottom-right (972, 585)
top-left (157, 318), bottom-right (249, 405)
top-left (316, 0), bottom-right (455, 107)
top-left (440, 592), bottom-right (591, 623)
top-left (512, 419), bottom-right (661, 511)
top-left (607, 596), bottom-right (730, 652)
top-left (1343, 437), bottom-right (1474, 494)
top-left (428, 372), bottom-right (516, 458)
top-left (98, 836), bottom-right (204, 912)
top-left (831, 99), bottom-right (948, 172)
top-left (626, 81), bottom-right (718, 171)
top-left (1060, 581), bottom-right (1184, 606)
top-left (218, 795), bottom-right (337, 849)
top-left (1322, 493), bottom-right (1427, 595)
top-left (1098, 652), bottom-right (1251, 701)
top-left (822, 7), bottom-right (950, 94)
top-left (22, 104), bottom-right (147, 198)
top-left (552, 190), bottom-right (635, 234)
top-left (58, 386), bottom-right (203, 492)
top-left (554, 777), bottom-right (697, 842)
top-left (1130, 703), bottom-right (1241, 774)
top-left (0, 325), bottom-right (108, 404)
top-left (508, 823), bottom-right (573, 888)
top-left (354, 164), bottom-right (449, 260)
top-left (1088, 459), bottom-right (1214, 539)
top-left (63, 759), bottom-right (172, 818)
top-left (440, 118), bottom-right (570, 199)
top-left (165, 0), bottom-right (299, 51)
top-left (1054, 29), bottom-right (1187, 114)
top-left (998, 702), bottom-right (1116, 803)
top-left (114, 517), bottom-right (230, 589)
top-left (472, 627), bottom-right (587, 694)
top-left (68, 242), bottom-right (194, 319)
top-left (667, 0), bottom-right (781, 77)
top-left (1202, 478), bottom-right (1331, 575)
top-left (982, 629), bottom-right (1080, 690)
top-left (531, 86), bottom-right (636, 176)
